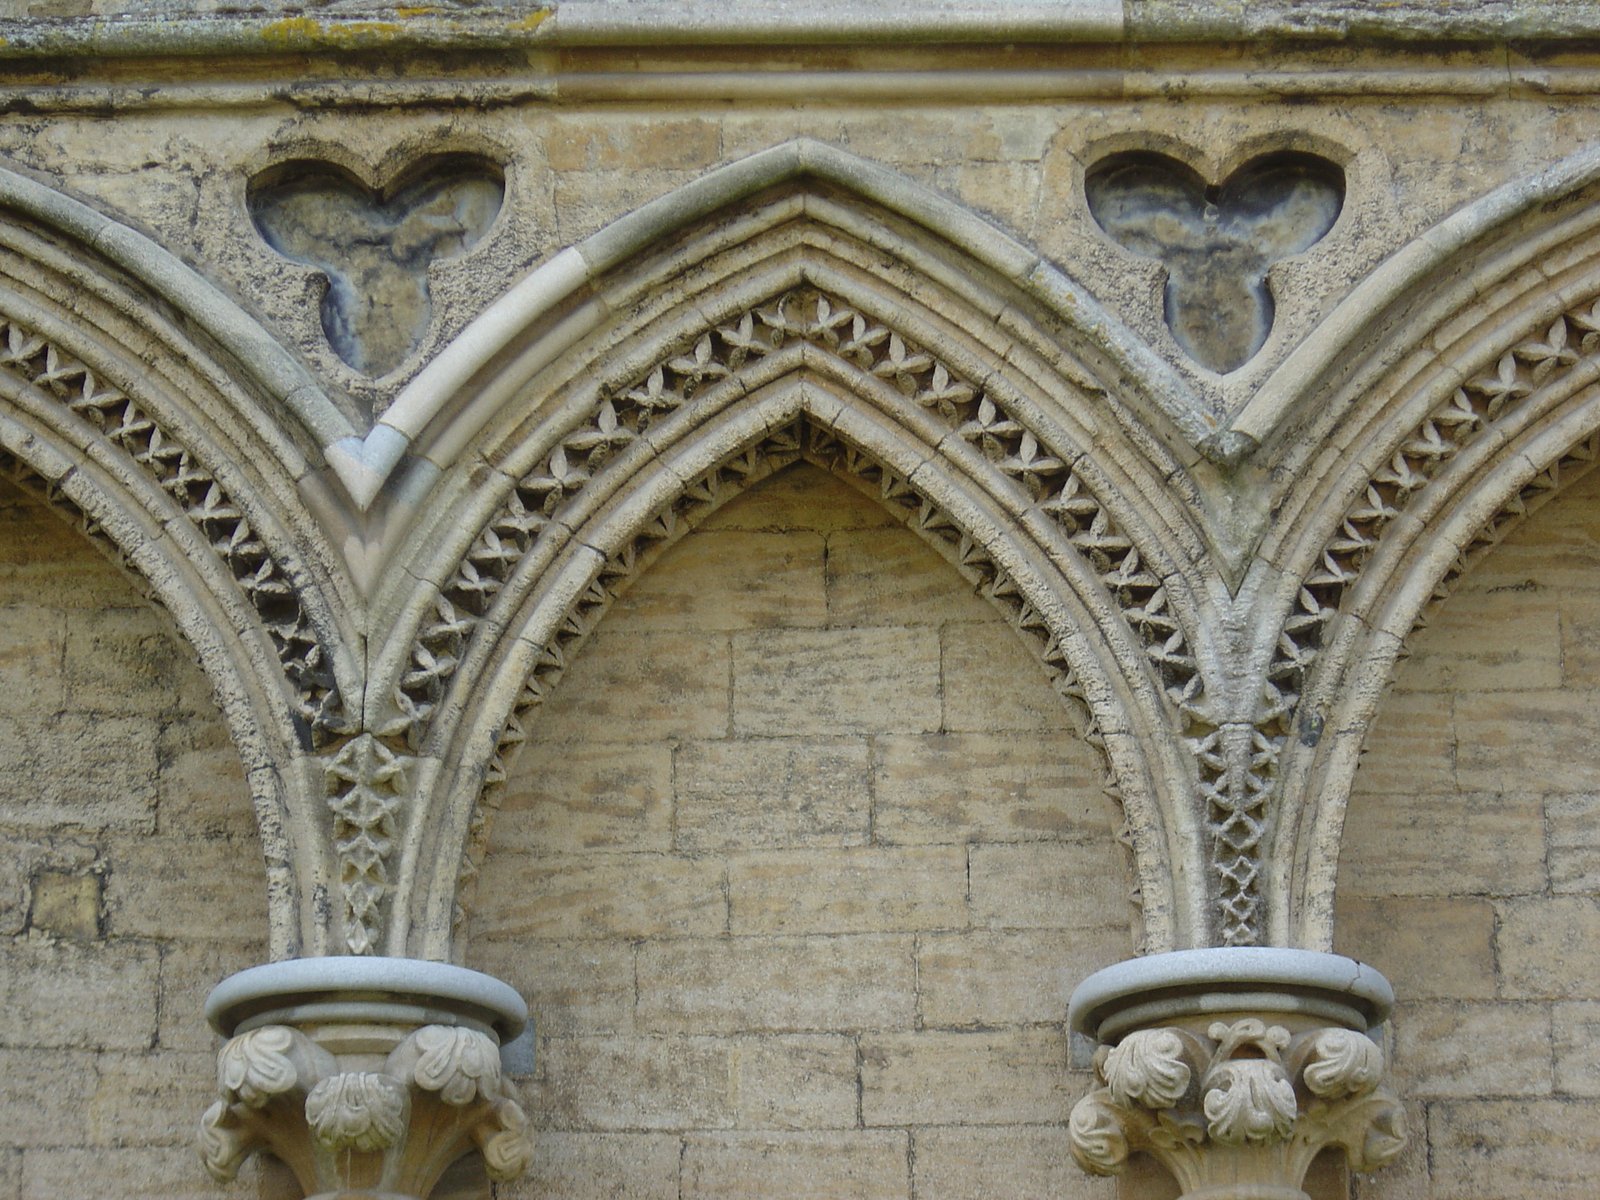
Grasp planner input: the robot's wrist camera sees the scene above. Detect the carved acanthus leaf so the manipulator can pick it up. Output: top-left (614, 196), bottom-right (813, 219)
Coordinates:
top-left (304, 1072), bottom-right (408, 1152)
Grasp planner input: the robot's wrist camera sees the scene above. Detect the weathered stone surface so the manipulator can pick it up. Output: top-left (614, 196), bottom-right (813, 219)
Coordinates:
top-left (1392, 1001), bottom-right (1553, 1097)
top-left (1456, 690), bottom-right (1600, 793)
top-left (466, 937), bottom-right (638, 1036)
top-left (674, 736), bottom-right (871, 852)
top-left (914, 1125), bottom-right (1115, 1200)
top-left (1334, 897), bottom-right (1497, 1000)
top-left (1552, 1001), bottom-right (1600, 1097)
top-left (0, 938), bottom-right (159, 1050)
top-left (731, 627), bottom-right (941, 736)
top-left (917, 927), bottom-right (1129, 1028)
top-left (498, 1132), bottom-right (681, 1200)
top-left (728, 847), bottom-right (966, 935)
top-left (941, 621), bottom-right (1075, 733)
top-left (1337, 790), bottom-right (1546, 898)
top-left (534, 631), bottom-right (731, 742)
top-left (612, 530), bottom-right (828, 631)
top-left (1547, 793), bottom-right (1600, 894)
top-left (472, 853), bottom-right (727, 940)
top-left (825, 527), bottom-right (992, 627)
top-left (636, 934), bottom-right (915, 1033)
top-left (490, 737), bottom-right (674, 855)
top-left (968, 842), bottom-right (1131, 930)
top-left (873, 732), bottom-right (1111, 845)
top-left (859, 1030), bottom-right (1073, 1126)
top-left (1497, 897), bottom-right (1600, 1000)
top-left (681, 1131), bottom-right (909, 1199)
top-left (1430, 1100), bottom-right (1600, 1198)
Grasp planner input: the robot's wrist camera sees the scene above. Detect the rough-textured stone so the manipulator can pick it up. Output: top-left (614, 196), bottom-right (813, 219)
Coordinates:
top-left (682, 1131), bottom-right (909, 1199)
top-left (731, 627), bottom-right (941, 736)
top-left (674, 737), bottom-right (871, 852)
top-left (1430, 1100), bottom-right (1600, 1198)
top-left (727, 847), bottom-right (967, 935)
top-left (860, 1030), bottom-right (1074, 1126)
top-left (914, 1125), bottom-right (1115, 1200)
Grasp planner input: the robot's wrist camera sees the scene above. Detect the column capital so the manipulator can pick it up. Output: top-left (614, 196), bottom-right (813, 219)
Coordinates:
top-left (1067, 949), bottom-right (1407, 1200)
top-left (197, 957), bottom-right (534, 1200)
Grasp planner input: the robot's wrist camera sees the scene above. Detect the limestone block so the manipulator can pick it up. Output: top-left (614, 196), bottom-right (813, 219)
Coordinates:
top-left (859, 1029), bottom-right (1071, 1126)
top-left (1552, 1001), bottom-right (1600, 1096)
top-left (102, 835), bottom-right (267, 941)
top-left (497, 1131), bottom-right (681, 1200)
top-left (1392, 1001), bottom-right (1553, 1097)
top-left (27, 867), bottom-right (100, 939)
top-left (546, 117), bottom-right (722, 173)
top-left (0, 605), bottom-right (64, 714)
top-left (873, 732), bottom-right (1110, 845)
top-left (1430, 1099), bottom-right (1600, 1198)
top-left (635, 933), bottom-right (915, 1033)
top-left (0, 938), bottom-right (158, 1050)
top-left (1334, 897), bottom-right (1497, 1000)
top-left (21, 1145), bottom-right (257, 1199)
top-left (155, 940), bottom-right (269, 1052)
top-left (471, 853), bottom-right (726, 940)
top-left (968, 843), bottom-right (1130, 930)
top-left (491, 738), bottom-right (674, 855)
top-left (0, 501), bottom-right (137, 610)
top-left (681, 1131), bottom-right (909, 1199)
top-left (153, 716), bottom-right (252, 839)
top-left (1336, 791), bottom-right (1545, 897)
top-left (533, 1035), bottom-right (738, 1131)
top-left (1400, 589), bottom-right (1562, 692)
top-left (1546, 793), bottom-right (1600, 894)
top-left (0, 1048), bottom-right (95, 1146)
top-left (725, 1035), bottom-right (861, 1129)
top-left (674, 736), bottom-right (871, 852)
top-left (824, 527), bottom-right (992, 626)
top-left (465, 938), bottom-right (637, 1036)
top-left (610, 530), bottom-right (827, 631)
top-left (1349, 690), bottom-right (1455, 795)
top-left (1558, 588), bottom-right (1600, 684)
top-left (731, 627), bottom-right (941, 736)
top-left (0, 714), bottom-right (158, 832)
top-left (62, 606), bottom-right (187, 716)
top-left (1348, 1101), bottom-right (1429, 1200)
top-left (533, 631), bottom-right (730, 742)
top-left (941, 621), bottom-right (1075, 733)
top-left (697, 465), bottom-right (892, 533)
top-left (1497, 897), bottom-right (1600, 999)
top-left (87, 1050), bottom-right (220, 1147)
top-left (917, 928), bottom-right (1129, 1028)
top-left (1456, 690), bottom-right (1600, 793)
top-left (727, 847), bottom-right (966, 935)
top-left (913, 1125), bottom-right (1115, 1200)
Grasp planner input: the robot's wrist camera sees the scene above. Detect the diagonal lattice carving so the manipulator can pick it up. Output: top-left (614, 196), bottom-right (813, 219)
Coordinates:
top-left (0, 318), bottom-right (346, 743)
top-left (325, 733), bottom-right (411, 955)
top-left (249, 155), bottom-right (503, 377)
top-left (1086, 152), bottom-right (1343, 374)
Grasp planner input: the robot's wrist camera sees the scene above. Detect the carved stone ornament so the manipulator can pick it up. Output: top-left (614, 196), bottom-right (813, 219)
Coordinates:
top-left (1067, 949), bottom-right (1406, 1200)
top-left (197, 957), bottom-right (533, 1199)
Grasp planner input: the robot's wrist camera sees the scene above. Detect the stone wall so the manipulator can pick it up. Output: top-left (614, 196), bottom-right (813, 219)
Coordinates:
top-left (465, 463), bottom-right (1134, 1199)
top-left (1335, 466), bottom-right (1600, 1199)
top-left (0, 478), bottom-right (266, 1200)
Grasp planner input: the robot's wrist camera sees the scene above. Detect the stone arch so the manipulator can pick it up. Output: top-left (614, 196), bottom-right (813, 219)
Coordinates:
top-left (1261, 272), bottom-right (1600, 945)
top-left (0, 163), bottom-right (365, 957)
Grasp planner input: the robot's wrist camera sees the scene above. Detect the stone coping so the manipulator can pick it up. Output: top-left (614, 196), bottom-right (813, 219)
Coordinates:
top-left (5, 2), bottom-right (1600, 58)
top-left (1069, 948), bottom-right (1395, 1043)
top-left (205, 956), bottom-right (528, 1041)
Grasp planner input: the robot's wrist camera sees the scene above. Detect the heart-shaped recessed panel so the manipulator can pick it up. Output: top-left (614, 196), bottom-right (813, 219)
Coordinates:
top-left (249, 154), bottom-right (504, 377)
top-left (1085, 151), bottom-right (1343, 374)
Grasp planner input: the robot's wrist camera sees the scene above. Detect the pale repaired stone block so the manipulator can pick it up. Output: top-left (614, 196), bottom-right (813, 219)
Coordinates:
top-left (859, 1029), bottom-right (1071, 1126)
top-left (1552, 1001), bottom-right (1600, 1096)
top-left (610, 530), bottom-right (827, 631)
top-left (728, 847), bottom-right (966, 935)
top-left (682, 1131), bottom-right (909, 1199)
top-left (941, 621), bottom-right (1074, 733)
top-left (1430, 1099), bottom-right (1600, 1198)
top-left (731, 626), bottom-right (941, 736)
top-left (825, 526), bottom-right (991, 627)
top-left (873, 732), bottom-right (1111, 845)
top-left (1334, 896), bottom-right (1497, 1000)
top-left (496, 1132), bottom-right (681, 1200)
top-left (534, 630), bottom-right (730, 742)
top-left (697, 464), bottom-right (892, 533)
top-left (0, 938), bottom-right (158, 1050)
top-left (1349, 690), bottom-right (1455, 795)
top-left (103, 835), bottom-right (267, 941)
top-left (465, 937), bottom-right (637, 1036)
top-left (636, 934), bottom-right (915, 1033)
top-left (472, 852), bottom-right (726, 940)
top-left (917, 927), bottom-right (1129, 1028)
top-left (968, 842), bottom-right (1130, 931)
top-left (913, 1125), bottom-right (1115, 1200)
top-left (1336, 790), bottom-right (1545, 897)
top-left (1401, 589), bottom-right (1561, 692)
top-left (1392, 1001), bottom-right (1552, 1097)
top-left (1498, 897), bottom-right (1600, 999)
top-left (1456, 690), bottom-right (1600, 793)
top-left (27, 867), bottom-right (100, 939)
top-left (492, 737), bottom-right (673, 855)
top-left (674, 736), bottom-right (871, 852)
top-left (1547, 793), bottom-right (1600, 893)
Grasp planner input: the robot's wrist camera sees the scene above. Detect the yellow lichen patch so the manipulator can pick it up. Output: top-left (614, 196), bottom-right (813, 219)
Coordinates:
top-left (260, 17), bottom-right (408, 49)
top-left (508, 9), bottom-right (553, 32)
